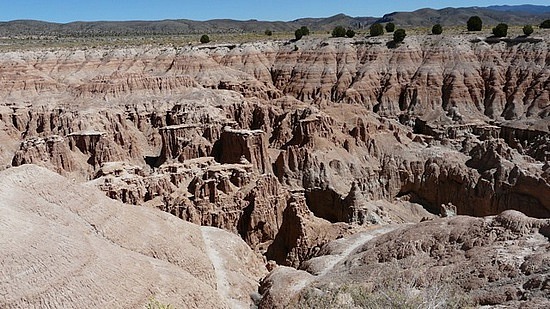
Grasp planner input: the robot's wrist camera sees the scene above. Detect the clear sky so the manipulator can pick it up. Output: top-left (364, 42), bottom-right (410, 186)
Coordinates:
top-left (1, 1), bottom-right (549, 23)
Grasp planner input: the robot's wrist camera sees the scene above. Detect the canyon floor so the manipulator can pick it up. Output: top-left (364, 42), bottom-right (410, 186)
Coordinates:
top-left (0, 31), bottom-right (549, 308)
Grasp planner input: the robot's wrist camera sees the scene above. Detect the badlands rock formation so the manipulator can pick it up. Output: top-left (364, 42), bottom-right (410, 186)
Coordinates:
top-left (0, 33), bottom-right (549, 307)
top-left (0, 165), bottom-right (265, 309)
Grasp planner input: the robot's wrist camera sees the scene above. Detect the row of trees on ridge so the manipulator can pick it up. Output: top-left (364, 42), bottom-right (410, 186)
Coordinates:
top-left (467, 15), bottom-right (547, 37)
top-left (198, 17), bottom-right (550, 44)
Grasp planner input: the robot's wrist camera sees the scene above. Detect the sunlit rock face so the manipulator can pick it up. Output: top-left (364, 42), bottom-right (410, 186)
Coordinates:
top-left (0, 34), bottom-right (548, 294)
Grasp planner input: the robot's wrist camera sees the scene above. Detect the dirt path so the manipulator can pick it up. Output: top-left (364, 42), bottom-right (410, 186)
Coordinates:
top-left (200, 226), bottom-right (244, 309)
top-left (317, 225), bottom-right (397, 277)
top-left (290, 225), bottom-right (398, 293)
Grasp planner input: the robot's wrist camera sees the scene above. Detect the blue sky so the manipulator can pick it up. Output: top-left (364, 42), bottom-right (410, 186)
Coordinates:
top-left (1, 1), bottom-right (549, 22)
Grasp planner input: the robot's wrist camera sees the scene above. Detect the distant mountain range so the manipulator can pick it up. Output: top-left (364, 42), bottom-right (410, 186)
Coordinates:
top-left (486, 5), bottom-right (550, 14)
top-left (1, 5), bottom-right (549, 37)
top-left (377, 6), bottom-right (550, 27)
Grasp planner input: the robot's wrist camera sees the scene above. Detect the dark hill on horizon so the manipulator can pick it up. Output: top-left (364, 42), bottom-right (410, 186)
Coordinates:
top-left (1, 5), bottom-right (549, 37)
top-left (0, 15), bottom-right (377, 37)
top-left (487, 5), bottom-right (550, 14)
top-left (379, 6), bottom-right (550, 27)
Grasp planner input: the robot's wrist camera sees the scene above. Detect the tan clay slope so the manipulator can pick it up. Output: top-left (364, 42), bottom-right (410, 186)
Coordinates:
top-left (260, 211), bottom-right (550, 308)
top-left (0, 164), bottom-right (265, 309)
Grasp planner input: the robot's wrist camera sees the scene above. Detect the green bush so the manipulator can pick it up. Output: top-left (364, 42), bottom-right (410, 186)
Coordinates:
top-left (393, 28), bottom-right (406, 43)
top-left (523, 25), bottom-right (533, 36)
top-left (300, 26), bottom-right (310, 36)
top-left (541, 19), bottom-right (550, 29)
top-left (492, 23), bottom-right (508, 37)
top-left (265, 29), bottom-right (273, 36)
top-left (346, 29), bottom-right (356, 38)
top-left (467, 16), bottom-right (483, 31)
top-left (295, 29), bottom-right (304, 40)
top-left (385, 22), bottom-right (395, 33)
top-left (200, 34), bottom-right (210, 44)
top-left (332, 26), bottom-right (347, 38)
top-left (432, 24), bottom-right (443, 35)
top-left (370, 23), bottom-right (384, 36)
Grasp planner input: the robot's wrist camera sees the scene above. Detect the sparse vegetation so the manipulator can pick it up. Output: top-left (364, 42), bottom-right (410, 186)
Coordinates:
top-left (200, 34), bottom-right (210, 44)
top-left (385, 22), bottom-right (395, 33)
top-left (431, 24), bottom-right (443, 35)
top-left (294, 29), bottom-right (304, 40)
top-left (370, 23), bottom-right (384, 36)
top-left (331, 26), bottom-right (355, 38)
top-left (541, 19), bottom-right (550, 29)
top-left (293, 272), bottom-right (473, 309)
top-left (294, 26), bottom-right (310, 40)
top-left (145, 298), bottom-right (174, 309)
top-left (264, 29), bottom-right (272, 36)
top-left (467, 16), bottom-right (483, 31)
top-left (492, 23), bottom-right (508, 37)
top-left (523, 25), bottom-right (533, 36)
top-left (332, 26), bottom-right (347, 38)
top-left (393, 29), bottom-right (406, 43)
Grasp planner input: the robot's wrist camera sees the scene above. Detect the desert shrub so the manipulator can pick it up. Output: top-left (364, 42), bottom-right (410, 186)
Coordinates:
top-left (346, 29), bottom-right (356, 38)
top-left (300, 26), bottom-right (310, 36)
top-left (199, 34), bottom-right (210, 44)
top-left (467, 16), bottom-right (482, 31)
top-left (492, 23), bottom-right (508, 37)
top-left (393, 28), bottom-right (406, 43)
top-left (145, 298), bottom-right (173, 309)
top-left (294, 278), bottom-right (473, 309)
top-left (540, 19), bottom-right (550, 29)
top-left (295, 29), bottom-right (303, 40)
top-left (385, 22), bottom-right (395, 33)
top-left (370, 23), bottom-right (384, 36)
top-left (332, 26), bottom-right (347, 37)
top-left (432, 24), bottom-right (443, 35)
top-left (523, 25), bottom-right (533, 36)
top-left (265, 29), bottom-right (273, 36)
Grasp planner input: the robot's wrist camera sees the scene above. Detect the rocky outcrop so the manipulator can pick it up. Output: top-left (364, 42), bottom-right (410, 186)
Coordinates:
top-left (75, 73), bottom-right (197, 98)
top-left (94, 163), bottom-right (175, 206)
top-left (12, 135), bottom-right (75, 173)
top-left (67, 131), bottom-right (124, 167)
top-left (91, 157), bottom-right (288, 254)
top-left (266, 195), bottom-right (350, 268)
top-left (397, 148), bottom-right (550, 218)
top-left (500, 124), bottom-right (550, 162)
top-left (2, 105), bottom-right (150, 178)
top-left (236, 174), bottom-right (288, 250)
top-left (217, 127), bottom-right (272, 174)
top-left (158, 124), bottom-right (214, 164)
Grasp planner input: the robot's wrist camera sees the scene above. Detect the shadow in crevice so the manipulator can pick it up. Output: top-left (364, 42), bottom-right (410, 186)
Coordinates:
top-left (304, 188), bottom-right (347, 223)
top-left (145, 155), bottom-right (161, 168)
top-left (396, 191), bottom-right (440, 216)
